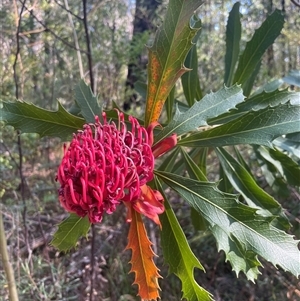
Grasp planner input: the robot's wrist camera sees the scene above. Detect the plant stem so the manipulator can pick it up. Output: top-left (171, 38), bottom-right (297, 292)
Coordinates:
top-left (0, 211), bottom-right (19, 301)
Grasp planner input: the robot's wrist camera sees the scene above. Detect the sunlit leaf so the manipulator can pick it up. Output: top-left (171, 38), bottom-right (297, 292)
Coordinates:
top-left (50, 214), bottom-right (90, 252)
top-left (155, 171), bottom-right (300, 280)
top-left (179, 103), bottom-right (300, 148)
top-left (155, 85), bottom-right (244, 145)
top-left (209, 89), bottom-right (300, 125)
top-left (1, 100), bottom-right (84, 140)
top-left (145, 0), bottom-right (203, 126)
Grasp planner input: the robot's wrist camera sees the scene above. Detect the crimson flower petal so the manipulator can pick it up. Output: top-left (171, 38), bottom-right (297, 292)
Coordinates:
top-left (152, 133), bottom-right (177, 158)
top-left (132, 185), bottom-right (164, 227)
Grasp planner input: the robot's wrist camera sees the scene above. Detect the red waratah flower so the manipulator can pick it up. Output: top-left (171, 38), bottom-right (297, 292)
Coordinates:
top-left (56, 111), bottom-right (177, 225)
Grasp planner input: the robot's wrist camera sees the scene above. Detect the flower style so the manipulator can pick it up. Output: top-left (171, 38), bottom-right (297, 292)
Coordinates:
top-left (56, 111), bottom-right (177, 225)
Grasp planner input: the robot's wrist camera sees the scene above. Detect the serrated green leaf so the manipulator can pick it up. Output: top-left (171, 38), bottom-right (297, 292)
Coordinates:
top-left (50, 214), bottom-right (90, 252)
top-left (273, 136), bottom-right (300, 159)
top-left (145, 0), bottom-right (203, 126)
top-left (233, 9), bottom-right (284, 86)
top-left (156, 180), bottom-right (213, 301)
top-left (1, 100), bottom-right (84, 140)
top-left (179, 103), bottom-right (300, 148)
top-left (154, 85), bottom-right (245, 146)
top-left (182, 17), bottom-right (203, 106)
top-left (213, 225), bottom-right (262, 281)
top-left (251, 79), bottom-right (285, 96)
top-left (215, 147), bottom-right (289, 230)
top-left (283, 70), bottom-right (300, 87)
top-left (74, 80), bottom-right (101, 123)
top-left (257, 146), bottom-right (300, 187)
top-left (155, 171), bottom-right (300, 279)
top-left (241, 89), bottom-right (300, 112)
top-left (209, 89), bottom-right (300, 125)
top-left (224, 2), bottom-right (241, 86)
top-left (254, 146), bottom-right (291, 197)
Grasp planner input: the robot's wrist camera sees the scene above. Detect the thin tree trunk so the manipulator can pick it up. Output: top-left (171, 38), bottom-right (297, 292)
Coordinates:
top-left (0, 211), bottom-right (19, 301)
top-left (124, 0), bottom-right (160, 111)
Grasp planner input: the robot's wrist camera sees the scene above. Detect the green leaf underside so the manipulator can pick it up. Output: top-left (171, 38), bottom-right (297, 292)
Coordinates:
top-left (255, 147), bottom-right (291, 197)
top-left (233, 9), bottom-right (284, 86)
top-left (180, 148), bottom-right (208, 231)
top-left (155, 171), bottom-right (300, 280)
top-left (156, 181), bottom-right (213, 301)
top-left (145, 0), bottom-right (203, 126)
top-left (257, 146), bottom-right (300, 187)
top-left (1, 100), bottom-right (85, 140)
top-left (273, 137), bottom-right (300, 158)
top-left (74, 80), bottom-right (101, 123)
top-left (283, 70), bottom-right (300, 87)
top-left (179, 103), bottom-right (300, 148)
top-left (215, 147), bottom-right (290, 230)
top-left (224, 2), bottom-right (241, 86)
top-left (50, 214), bottom-right (90, 252)
top-left (154, 85), bottom-right (245, 145)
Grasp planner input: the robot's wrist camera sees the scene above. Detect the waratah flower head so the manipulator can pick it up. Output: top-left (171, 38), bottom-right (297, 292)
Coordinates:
top-left (56, 111), bottom-right (156, 223)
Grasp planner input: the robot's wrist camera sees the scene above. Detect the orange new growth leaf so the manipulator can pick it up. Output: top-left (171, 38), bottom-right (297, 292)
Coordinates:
top-left (126, 207), bottom-right (161, 301)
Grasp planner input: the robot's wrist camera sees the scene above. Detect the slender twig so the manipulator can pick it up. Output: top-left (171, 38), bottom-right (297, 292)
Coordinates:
top-left (13, 0), bottom-right (31, 264)
top-left (13, 0), bottom-right (26, 99)
top-left (82, 0), bottom-right (94, 91)
top-left (64, 0), bottom-right (84, 78)
top-left (18, 28), bottom-right (46, 36)
top-left (0, 210), bottom-right (19, 301)
top-left (291, 0), bottom-right (300, 8)
top-left (1, 141), bottom-right (20, 170)
top-left (81, 1), bottom-right (96, 300)
top-left (89, 224), bottom-right (96, 301)
top-left (19, 0), bottom-right (88, 54)
top-left (53, 0), bottom-right (83, 21)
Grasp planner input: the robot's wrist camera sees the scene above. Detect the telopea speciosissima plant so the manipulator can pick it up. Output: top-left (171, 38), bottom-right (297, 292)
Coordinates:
top-left (1, 1), bottom-right (300, 300)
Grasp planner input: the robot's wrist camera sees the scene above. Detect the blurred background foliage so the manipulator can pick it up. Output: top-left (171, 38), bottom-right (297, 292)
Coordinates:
top-left (1, 0), bottom-right (299, 300)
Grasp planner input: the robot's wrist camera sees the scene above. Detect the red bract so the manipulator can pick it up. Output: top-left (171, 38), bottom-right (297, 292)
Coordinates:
top-left (56, 111), bottom-right (177, 224)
